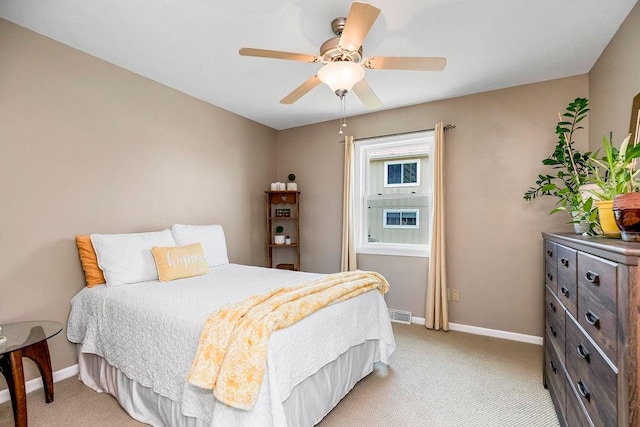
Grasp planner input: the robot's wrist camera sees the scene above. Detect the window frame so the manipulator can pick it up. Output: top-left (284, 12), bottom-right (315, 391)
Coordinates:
top-left (353, 131), bottom-right (434, 258)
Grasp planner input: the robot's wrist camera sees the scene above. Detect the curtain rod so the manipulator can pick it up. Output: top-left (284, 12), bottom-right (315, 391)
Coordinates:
top-left (339, 124), bottom-right (455, 143)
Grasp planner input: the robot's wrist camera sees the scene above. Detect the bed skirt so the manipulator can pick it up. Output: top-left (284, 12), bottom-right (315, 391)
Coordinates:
top-left (76, 339), bottom-right (381, 426)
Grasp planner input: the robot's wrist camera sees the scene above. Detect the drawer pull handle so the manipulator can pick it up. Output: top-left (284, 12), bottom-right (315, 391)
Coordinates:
top-left (576, 343), bottom-right (590, 362)
top-left (550, 326), bottom-right (557, 337)
top-left (577, 380), bottom-right (591, 401)
top-left (560, 258), bottom-right (569, 267)
top-left (546, 273), bottom-right (553, 281)
top-left (549, 360), bottom-right (557, 374)
top-left (560, 287), bottom-right (569, 297)
top-left (584, 310), bottom-right (600, 328)
top-left (547, 250), bottom-right (553, 258)
top-left (549, 302), bottom-right (556, 312)
top-left (584, 270), bottom-right (600, 285)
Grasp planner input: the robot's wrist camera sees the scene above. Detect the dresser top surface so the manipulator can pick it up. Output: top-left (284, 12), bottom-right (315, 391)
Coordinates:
top-left (543, 232), bottom-right (640, 262)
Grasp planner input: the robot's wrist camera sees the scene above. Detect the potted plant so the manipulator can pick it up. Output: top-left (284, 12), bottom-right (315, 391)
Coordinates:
top-left (274, 225), bottom-right (285, 244)
top-left (590, 132), bottom-right (640, 240)
top-left (524, 97), bottom-right (597, 234)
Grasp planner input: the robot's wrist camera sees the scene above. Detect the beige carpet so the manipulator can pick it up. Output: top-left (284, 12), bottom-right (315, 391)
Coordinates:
top-left (0, 324), bottom-right (559, 426)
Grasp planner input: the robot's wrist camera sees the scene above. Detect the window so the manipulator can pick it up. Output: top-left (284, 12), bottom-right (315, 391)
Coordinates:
top-left (353, 131), bottom-right (434, 257)
top-left (384, 160), bottom-right (420, 187)
top-left (383, 209), bottom-right (419, 228)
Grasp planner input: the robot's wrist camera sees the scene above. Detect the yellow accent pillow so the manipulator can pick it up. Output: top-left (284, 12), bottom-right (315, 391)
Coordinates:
top-left (75, 235), bottom-right (106, 287)
top-left (151, 243), bottom-right (210, 282)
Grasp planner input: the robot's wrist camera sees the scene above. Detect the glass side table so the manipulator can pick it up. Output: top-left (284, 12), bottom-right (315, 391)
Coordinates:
top-left (0, 320), bottom-right (63, 427)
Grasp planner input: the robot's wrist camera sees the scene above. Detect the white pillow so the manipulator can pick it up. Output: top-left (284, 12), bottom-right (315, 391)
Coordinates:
top-left (90, 229), bottom-right (176, 287)
top-left (171, 224), bottom-right (229, 267)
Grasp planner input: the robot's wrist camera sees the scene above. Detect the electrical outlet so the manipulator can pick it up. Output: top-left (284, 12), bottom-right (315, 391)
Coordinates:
top-left (452, 289), bottom-right (460, 302)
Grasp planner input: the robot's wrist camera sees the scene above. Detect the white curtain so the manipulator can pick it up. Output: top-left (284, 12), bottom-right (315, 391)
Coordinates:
top-left (341, 135), bottom-right (357, 272)
top-left (426, 123), bottom-right (449, 330)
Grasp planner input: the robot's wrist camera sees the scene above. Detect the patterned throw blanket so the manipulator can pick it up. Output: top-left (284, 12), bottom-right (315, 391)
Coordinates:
top-left (187, 270), bottom-right (390, 410)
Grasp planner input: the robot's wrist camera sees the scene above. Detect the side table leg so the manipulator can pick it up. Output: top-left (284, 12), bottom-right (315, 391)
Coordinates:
top-left (23, 340), bottom-right (54, 403)
top-left (0, 350), bottom-right (28, 427)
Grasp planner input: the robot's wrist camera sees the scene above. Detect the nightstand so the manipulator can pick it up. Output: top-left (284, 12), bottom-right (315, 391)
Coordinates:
top-left (0, 320), bottom-right (63, 427)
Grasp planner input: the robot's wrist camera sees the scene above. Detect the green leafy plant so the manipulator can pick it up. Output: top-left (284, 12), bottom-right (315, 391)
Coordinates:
top-left (589, 133), bottom-right (640, 200)
top-left (524, 97), bottom-right (598, 232)
top-left (275, 225), bottom-right (284, 234)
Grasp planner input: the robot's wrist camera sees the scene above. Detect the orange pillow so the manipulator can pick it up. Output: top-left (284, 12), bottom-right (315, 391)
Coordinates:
top-left (151, 243), bottom-right (209, 282)
top-left (75, 235), bottom-right (106, 287)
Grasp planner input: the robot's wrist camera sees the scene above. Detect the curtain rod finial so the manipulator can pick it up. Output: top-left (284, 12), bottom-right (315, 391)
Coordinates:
top-left (443, 124), bottom-right (456, 131)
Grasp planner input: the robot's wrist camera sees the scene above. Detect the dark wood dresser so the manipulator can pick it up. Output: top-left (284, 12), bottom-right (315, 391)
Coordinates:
top-left (543, 232), bottom-right (640, 426)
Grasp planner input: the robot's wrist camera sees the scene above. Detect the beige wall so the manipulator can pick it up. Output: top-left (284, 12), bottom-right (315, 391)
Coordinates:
top-left (0, 19), bottom-right (277, 386)
top-left (589, 1), bottom-right (640, 150)
top-left (277, 75), bottom-right (589, 336)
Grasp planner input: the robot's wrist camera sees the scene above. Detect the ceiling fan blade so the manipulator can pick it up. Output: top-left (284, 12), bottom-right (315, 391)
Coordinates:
top-left (352, 79), bottom-right (382, 109)
top-left (338, 2), bottom-right (381, 52)
top-left (280, 75), bottom-right (321, 104)
top-left (239, 48), bottom-right (320, 63)
top-left (364, 56), bottom-right (447, 71)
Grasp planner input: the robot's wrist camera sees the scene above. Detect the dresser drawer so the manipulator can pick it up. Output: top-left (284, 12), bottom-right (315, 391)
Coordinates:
top-left (545, 286), bottom-right (565, 359)
top-left (557, 245), bottom-right (578, 318)
top-left (566, 377), bottom-right (594, 427)
top-left (545, 336), bottom-right (566, 420)
top-left (578, 290), bottom-right (617, 363)
top-left (545, 240), bottom-right (558, 264)
top-left (565, 316), bottom-right (617, 426)
top-left (545, 241), bottom-right (558, 293)
top-left (546, 261), bottom-right (558, 294)
top-left (577, 252), bottom-right (617, 314)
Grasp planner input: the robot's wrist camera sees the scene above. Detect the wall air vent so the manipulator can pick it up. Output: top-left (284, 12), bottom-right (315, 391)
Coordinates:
top-left (388, 308), bottom-right (412, 325)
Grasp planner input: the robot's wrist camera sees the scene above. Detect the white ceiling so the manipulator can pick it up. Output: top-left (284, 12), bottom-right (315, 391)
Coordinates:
top-left (1, 0), bottom-right (637, 130)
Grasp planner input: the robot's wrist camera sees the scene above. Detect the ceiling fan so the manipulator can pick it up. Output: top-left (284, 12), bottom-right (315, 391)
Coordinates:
top-left (239, 1), bottom-right (447, 109)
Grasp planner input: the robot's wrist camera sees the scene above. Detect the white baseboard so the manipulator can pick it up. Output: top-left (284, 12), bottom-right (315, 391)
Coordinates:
top-left (410, 316), bottom-right (543, 346)
top-left (0, 364), bottom-right (78, 404)
top-left (411, 315), bottom-right (427, 326)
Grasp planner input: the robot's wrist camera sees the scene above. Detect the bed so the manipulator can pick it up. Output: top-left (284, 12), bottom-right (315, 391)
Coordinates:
top-left (67, 258), bottom-right (396, 426)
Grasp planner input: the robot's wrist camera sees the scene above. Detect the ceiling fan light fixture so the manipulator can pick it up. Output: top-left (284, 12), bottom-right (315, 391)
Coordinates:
top-left (317, 61), bottom-right (365, 95)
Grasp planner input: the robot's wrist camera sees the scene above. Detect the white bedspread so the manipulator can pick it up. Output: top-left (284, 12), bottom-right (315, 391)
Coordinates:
top-left (67, 264), bottom-right (396, 426)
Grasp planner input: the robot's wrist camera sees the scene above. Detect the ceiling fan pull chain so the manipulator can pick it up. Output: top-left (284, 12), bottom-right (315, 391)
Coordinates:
top-left (338, 93), bottom-right (347, 135)
top-left (342, 95), bottom-right (348, 128)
